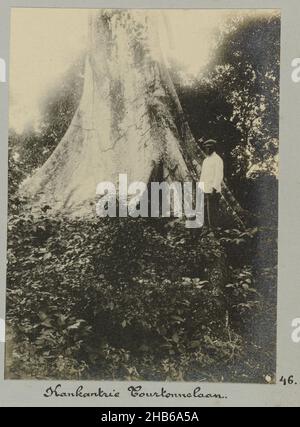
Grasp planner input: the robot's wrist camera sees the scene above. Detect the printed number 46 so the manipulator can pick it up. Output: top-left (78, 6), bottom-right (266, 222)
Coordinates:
top-left (279, 376), bottom-right (297, 386)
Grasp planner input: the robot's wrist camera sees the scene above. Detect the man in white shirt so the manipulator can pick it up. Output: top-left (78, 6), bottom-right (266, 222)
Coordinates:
top-left (200, 139), bottom-right (224, 228)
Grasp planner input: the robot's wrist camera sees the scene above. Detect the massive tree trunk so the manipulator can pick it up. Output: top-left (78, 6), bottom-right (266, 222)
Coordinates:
top-left (21, 10), bottom-right (244, 226)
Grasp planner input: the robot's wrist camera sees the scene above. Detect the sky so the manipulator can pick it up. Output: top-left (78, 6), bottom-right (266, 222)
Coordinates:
top-left (9, 8), bottom-right (278, 133)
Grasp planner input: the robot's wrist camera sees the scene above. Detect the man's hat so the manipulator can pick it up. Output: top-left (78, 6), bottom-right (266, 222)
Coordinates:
top-left (202, 139), bottom-right (217, 147)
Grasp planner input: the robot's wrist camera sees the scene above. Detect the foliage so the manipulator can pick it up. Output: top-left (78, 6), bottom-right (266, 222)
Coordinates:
top-left (7, 145), bottom-right (28, 216)
top-left (6, 214), bottom-right (277, 382)
top-left (172, 14), bottom-right (280, 195)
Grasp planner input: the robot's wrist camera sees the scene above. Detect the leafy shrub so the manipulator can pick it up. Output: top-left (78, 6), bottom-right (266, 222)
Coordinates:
top-left (6, 213), bottom-right (277, 382)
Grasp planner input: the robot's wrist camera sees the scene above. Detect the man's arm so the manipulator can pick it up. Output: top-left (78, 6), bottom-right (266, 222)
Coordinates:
top-left (212, 156), bottom-right (224, 193)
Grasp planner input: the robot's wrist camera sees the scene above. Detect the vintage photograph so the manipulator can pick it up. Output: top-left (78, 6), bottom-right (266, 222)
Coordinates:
top-left (5, 8), bottom-right (280, 382)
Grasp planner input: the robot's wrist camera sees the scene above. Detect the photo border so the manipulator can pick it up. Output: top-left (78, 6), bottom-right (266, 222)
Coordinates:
top-left (0, 0), bottom-right (299, 407)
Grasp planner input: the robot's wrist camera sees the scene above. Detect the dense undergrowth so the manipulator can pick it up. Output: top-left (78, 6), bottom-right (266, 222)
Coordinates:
top-left (5, 211), bottom-right (277, 383)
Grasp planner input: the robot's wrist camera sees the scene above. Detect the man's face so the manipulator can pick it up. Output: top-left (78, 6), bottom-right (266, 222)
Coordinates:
top-left (204, 146), bottom-right (215, 156)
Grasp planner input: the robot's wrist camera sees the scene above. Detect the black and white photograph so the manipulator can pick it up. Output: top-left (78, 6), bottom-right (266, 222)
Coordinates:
top-left (5, 8), bottom-right (280, 383)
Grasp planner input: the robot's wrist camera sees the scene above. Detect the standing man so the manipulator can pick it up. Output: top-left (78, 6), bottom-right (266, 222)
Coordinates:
top-left (200, 139), bottom-right (224, 228)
